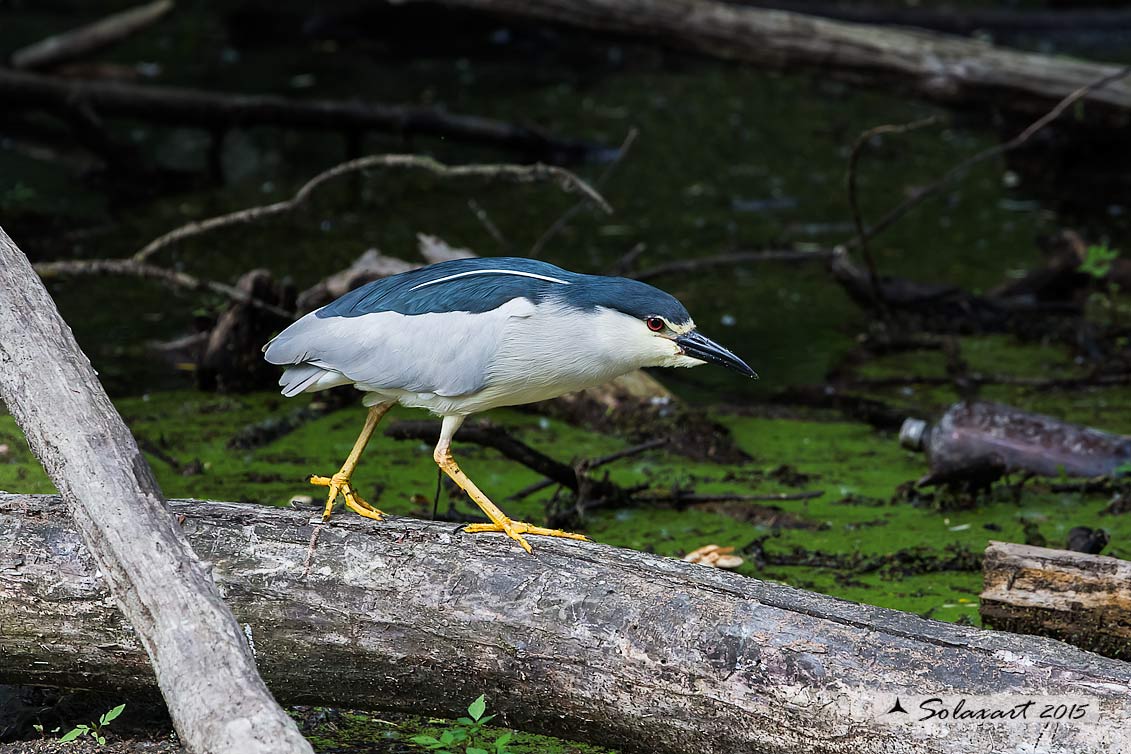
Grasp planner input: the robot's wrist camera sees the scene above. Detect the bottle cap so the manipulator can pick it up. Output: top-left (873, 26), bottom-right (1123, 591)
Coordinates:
top-left (899, 418), bottom-right (928, 451)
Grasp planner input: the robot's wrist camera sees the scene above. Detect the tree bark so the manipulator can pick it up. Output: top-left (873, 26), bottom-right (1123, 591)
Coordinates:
top-left (4, 494), bottom-right (1131, 754)
top-left (411, 0), bottom-right (1131, 124)
top-left (0, 68), bottom-right (595, 161)
top-left (981, 541), bottom-right (1131, 662)
top-left (0, 229), bottom-right (311, 754)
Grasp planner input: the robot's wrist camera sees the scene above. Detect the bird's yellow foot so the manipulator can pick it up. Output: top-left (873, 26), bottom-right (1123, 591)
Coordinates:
top-left (463, 519), bottom-right (588, 554)
top-left (308, 472), bottom-right (384, 522)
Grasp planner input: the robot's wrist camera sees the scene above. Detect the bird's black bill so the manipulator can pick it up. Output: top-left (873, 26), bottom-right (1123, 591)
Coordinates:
top-left (676, 331), bottom-right (758, 379)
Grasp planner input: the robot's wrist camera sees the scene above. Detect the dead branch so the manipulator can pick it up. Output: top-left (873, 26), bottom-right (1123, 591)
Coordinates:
top-left (9, 1), bottom-right (175, 71)
top-left (415, 0), bottom-right (1131, 120)
top-left (32, 155), bottom-right (607, 325)
top-left (32, 258), bottom-right (296, 319)
top-left (133, 154), bottom-right (610, 264)
top-left (0, 230), bottom-right (311, 753)
top-left (627, 249), bottom-right (835, 282)
top-left (5, 493), bottom-right (1131, 754)
top-left (0, 68), bottom-right (598, 162)
top-left (845, 115), bottom-right (939, 305)
top-left (847, 66), bottom-right (1131, 250)
top-left (384, 419), bottom-right (613, 498)
top-left (510, 438), bottom-right (667, 500)
top-left (530, 127), bottom-right (638, 257)
top-left (733, 2), bottom-right (1131, 35)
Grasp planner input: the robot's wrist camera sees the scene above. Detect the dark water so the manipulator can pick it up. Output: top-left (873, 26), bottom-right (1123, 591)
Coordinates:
top-left (1, 3), bottom-right (1122, 399)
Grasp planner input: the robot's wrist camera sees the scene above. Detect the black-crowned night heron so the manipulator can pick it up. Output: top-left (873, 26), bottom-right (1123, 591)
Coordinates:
top-left (264, 257), bottom-right (755, 552)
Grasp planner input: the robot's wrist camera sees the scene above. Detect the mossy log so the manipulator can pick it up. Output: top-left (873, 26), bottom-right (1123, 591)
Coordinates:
top-left (981, 541), bottom-right (1131, 661)
top-left (4, 495), bottom-right (1131, 754)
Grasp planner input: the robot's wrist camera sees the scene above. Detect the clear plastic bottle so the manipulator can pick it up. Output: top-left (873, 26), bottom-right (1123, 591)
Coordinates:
top-left (899, 401), bottom-right (1131, 482)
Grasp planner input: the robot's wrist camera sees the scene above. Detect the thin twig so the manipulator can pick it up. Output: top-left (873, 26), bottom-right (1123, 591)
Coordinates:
top-left (530, 128), bottom-right (637, 258)
top-left (846, 66), bottom-right (1131, 249)
top-left (33, 258), bottom-right (295, 318)
top-left (510, 437), bottom-right (667, 500)
top-left (467, 199), bottom-right (509, 251)
top-left (301, 524), bottom-right (322, 580)
top-left (585, 438), bottom-right (668, 469)
top-left (608, 241), bottom-right (648, 276)
top-left (846, 115), bottom-right (939, 303)
top-left (628, 249), bottom-right (835, 282)
top-left (134, 154), bottom-right (611, 264)
top-left (10, 0), bottom-right (174, 71)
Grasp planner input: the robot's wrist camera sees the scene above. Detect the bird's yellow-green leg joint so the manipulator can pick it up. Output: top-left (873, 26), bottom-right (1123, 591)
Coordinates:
top-left (433, 416), bottom-right (588, 553)
top-left (308, 403), bottom-right (392, 522)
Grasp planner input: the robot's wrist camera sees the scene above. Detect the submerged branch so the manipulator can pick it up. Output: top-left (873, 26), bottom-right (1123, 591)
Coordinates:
top-left (0, 68), bottom-right (599, 161)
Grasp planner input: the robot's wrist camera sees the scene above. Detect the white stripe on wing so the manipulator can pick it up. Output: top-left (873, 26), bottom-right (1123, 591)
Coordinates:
top-left (409, 269), bottom-right (571, 291)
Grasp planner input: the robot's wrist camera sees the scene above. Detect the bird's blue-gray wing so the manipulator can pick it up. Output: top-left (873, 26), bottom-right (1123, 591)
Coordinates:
top-left (264, 297), bottom-right (535, 397)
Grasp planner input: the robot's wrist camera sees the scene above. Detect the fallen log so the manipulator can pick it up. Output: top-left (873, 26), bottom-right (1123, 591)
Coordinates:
top-left (734, 2), bottom-right (1131, 35)
top-left (980, 541), bottom-right (1131, 662)
top-left (0, 230), bottom-right (310, 753)
top-left (418, 0), bottom-right (1131, 124)
top-left (0, 68), bottom-right (597, 161)
top-left (4, 494), bottom-right (1131, 754)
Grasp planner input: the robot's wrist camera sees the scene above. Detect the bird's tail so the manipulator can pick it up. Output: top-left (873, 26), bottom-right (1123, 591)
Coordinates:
top-left (278, 364), bottom-right (348, 397)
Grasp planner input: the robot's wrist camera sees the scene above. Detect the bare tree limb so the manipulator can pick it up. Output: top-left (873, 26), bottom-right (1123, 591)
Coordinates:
top-left (32, 155), bottom-right (608, 319)
top-left (133, 154), bottom-right (610, 264)
top-left (845, 116), bottom-right (939, 303)
top-left (628, 249), bottom-right (835, 282)
top-left (0, 68), bottom-right (599, 161)
top-left (33, 258), bottom-right (296, 319)
top-left (530, 128), bottom-right (638, 258)
top-left (9, 0), bottom-right (175, 71)
top-left (730, 2), bottom-right (1131, 34)
top-left (0, 229), bottom-right (312, 754)
top-left (413, 0), bottom-right (1131, 118)
top-left (847, 66), bottom-right (1131, 250)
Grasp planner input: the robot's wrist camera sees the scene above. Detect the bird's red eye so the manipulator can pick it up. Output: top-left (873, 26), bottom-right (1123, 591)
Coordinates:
top-left (646, 317), bottom-right (665, 332)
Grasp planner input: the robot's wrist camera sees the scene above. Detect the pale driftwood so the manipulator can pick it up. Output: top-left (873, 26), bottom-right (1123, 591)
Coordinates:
top-left (981, 541), bottom-right (1131, 661)
top-left (4, 494), bottom-right (1131, 754)
top-left (419, 0), bottom-right (1131, 122)
top-left (0, 68), bottom-right (595, 160)
top-left (0, 229), bottom-right (311, 754)
top-left (9, 0), bottom-right (175, 71)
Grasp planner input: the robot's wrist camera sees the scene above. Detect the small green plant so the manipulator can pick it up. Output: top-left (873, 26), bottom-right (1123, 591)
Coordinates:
top-left (411, 695), bottom-right (513, 754)
top-left (1080, 243), bottom-right (1127, 327)
top-left (58, 703), bottom-right (126, 746)
top-left (1081, 243), bottom-right (1120, 279)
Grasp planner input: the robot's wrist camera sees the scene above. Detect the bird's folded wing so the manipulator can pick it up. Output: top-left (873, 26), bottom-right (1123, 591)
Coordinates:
top-left (264, 298), bottom-right (535, 397)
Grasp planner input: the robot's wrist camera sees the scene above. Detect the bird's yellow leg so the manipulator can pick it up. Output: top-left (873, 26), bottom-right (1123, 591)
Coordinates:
top-left (433, 416), bottom-right (588, 553)
top-left (309, 402), bottom-right (392, 522)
